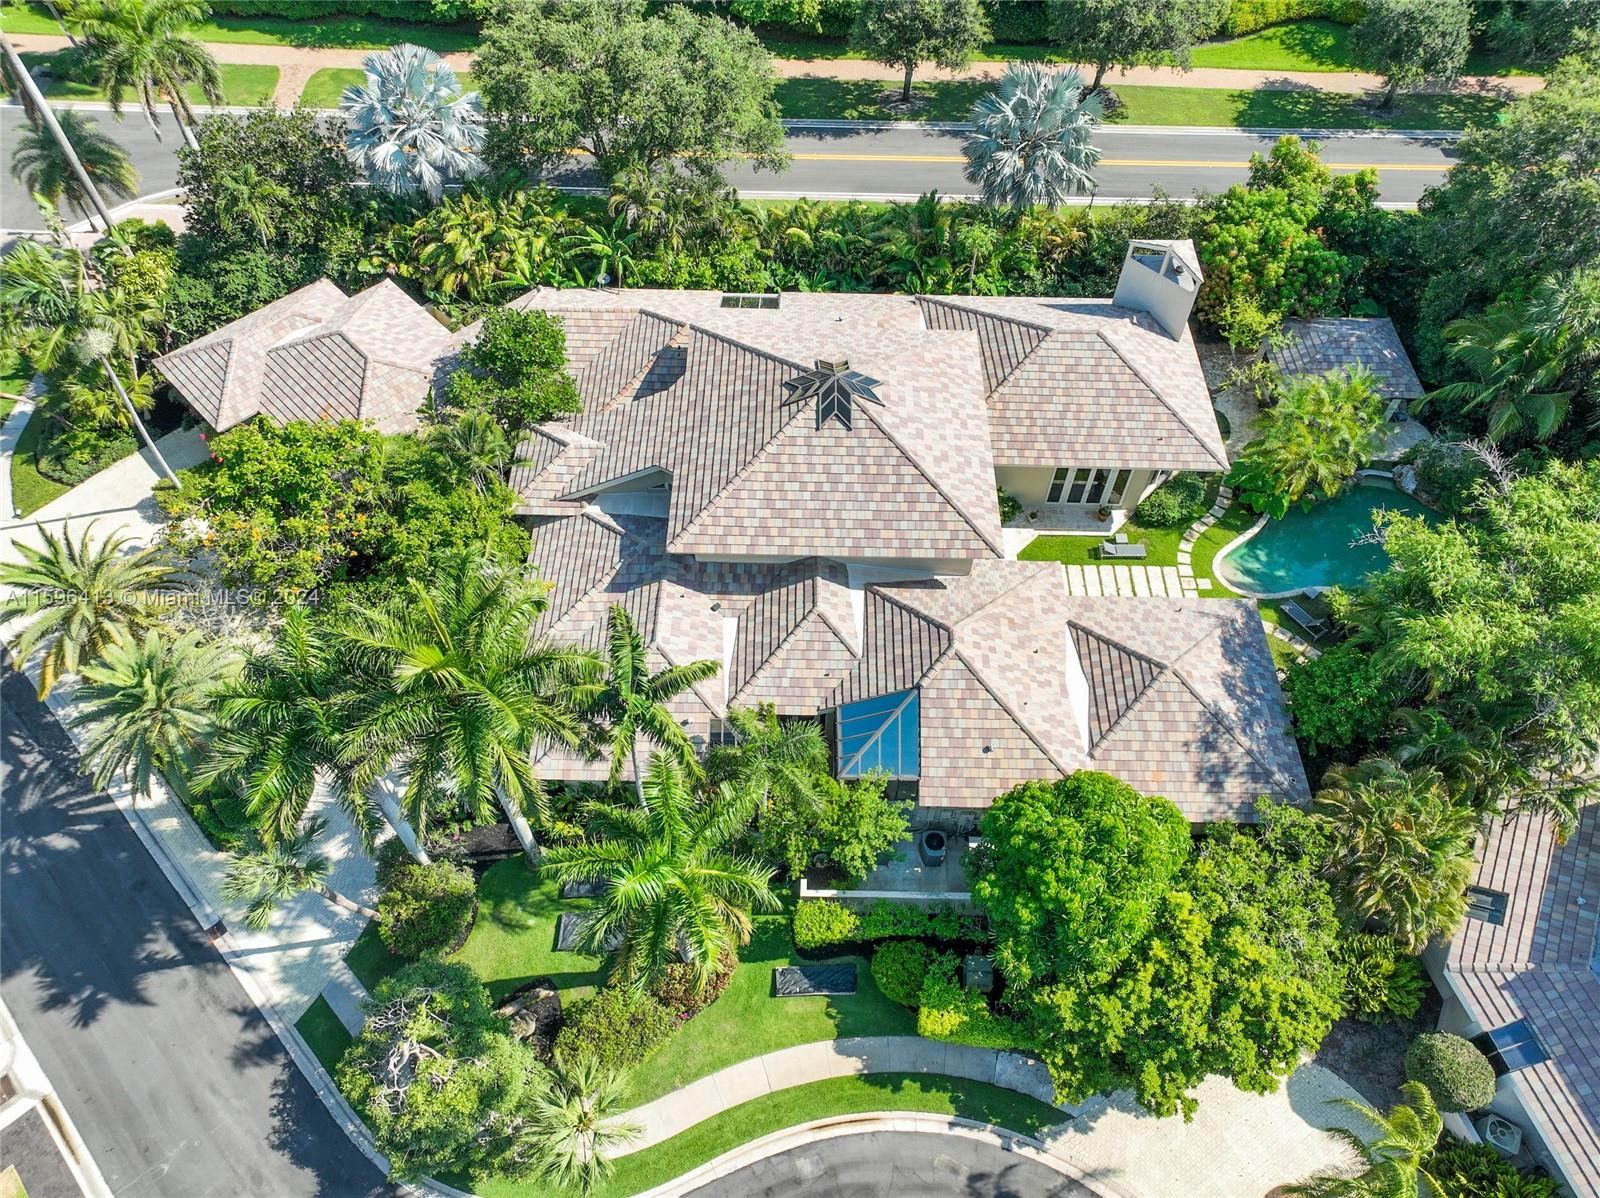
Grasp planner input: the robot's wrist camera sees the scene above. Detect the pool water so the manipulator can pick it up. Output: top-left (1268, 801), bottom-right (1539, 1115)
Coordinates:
top-left (1216, 479), bottom-right (1439, 596)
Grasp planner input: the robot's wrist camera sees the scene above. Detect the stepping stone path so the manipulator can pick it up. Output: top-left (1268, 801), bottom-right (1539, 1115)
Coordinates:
top-left (554, 912), bottom-right (624, 953)
top-left (559, 878), bottom-right (608, 900)
top-left (1063, 486), bottom-right (1234, 599)
top-left (773, 964), bottom-right (857, 997)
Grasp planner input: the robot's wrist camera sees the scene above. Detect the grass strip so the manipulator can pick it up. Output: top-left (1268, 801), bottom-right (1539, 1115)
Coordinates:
top-left (342, 920), bottom-right (406, 992)
top-left (300, 66), bottom-right (476, 108)
top-left (15, 52), bottom-right (278, 106)
top-left (294, 995), bottom-right (354, 1075)
top-left (9, 409), bottom-right (71, 518)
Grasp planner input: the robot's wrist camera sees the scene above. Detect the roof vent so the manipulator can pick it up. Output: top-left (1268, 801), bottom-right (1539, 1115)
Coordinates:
top-left (782, 359), bottom-right (884, 430)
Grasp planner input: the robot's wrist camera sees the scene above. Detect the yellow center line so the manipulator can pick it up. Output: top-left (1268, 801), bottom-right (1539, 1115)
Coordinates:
top-left (787, 151), bottom-right (1442, 170)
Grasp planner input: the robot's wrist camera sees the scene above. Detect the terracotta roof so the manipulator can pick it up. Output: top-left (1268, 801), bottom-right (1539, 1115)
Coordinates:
top-left (1443, 808), bottom-right (1600, 1197)
top-left (154, 279), bottom-right (451, 434)
top-left (1269, 317), bottom-right (1424, 400)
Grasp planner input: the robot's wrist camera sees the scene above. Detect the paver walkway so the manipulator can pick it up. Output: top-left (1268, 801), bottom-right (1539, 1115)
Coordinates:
top-left (1059, 485), bottom-right (1232, 598)
top-left (0, 375), bottom-right (40, 520)
top-left (6, 31), bottom-right (1543, 107)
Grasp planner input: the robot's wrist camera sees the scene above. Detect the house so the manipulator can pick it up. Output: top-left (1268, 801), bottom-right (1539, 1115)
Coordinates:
top-left (508, 241), bottom-right (1308, 824)
top-left (1425, 807), bottom-right (1600, 1196)
top-left (1267, 316), bottom-right (1425, 402)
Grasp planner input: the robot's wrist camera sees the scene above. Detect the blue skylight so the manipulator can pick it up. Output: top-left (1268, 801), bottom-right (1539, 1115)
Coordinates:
top-left (837, 688), bottom-right (920, 779)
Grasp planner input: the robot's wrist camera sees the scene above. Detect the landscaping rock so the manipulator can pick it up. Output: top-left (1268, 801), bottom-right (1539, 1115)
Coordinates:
top-left (494, 978), bottom-right (563, 1057)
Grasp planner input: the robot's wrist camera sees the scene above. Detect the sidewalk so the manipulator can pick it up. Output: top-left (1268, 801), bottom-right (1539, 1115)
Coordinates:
top-left (6, 30), bottom-right (1544, 108)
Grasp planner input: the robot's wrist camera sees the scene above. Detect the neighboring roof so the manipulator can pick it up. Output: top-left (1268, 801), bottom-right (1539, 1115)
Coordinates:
top-left (1443, 807), bottom-right (1600, 1197)
top-left (1268, 317), bottom-right (1424, 400)
top-left (154, 279), bottom-right (452, 434)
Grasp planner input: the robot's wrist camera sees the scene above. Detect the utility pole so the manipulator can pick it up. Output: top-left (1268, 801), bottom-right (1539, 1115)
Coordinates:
top-left (0, 30), bottom-right (120, 235)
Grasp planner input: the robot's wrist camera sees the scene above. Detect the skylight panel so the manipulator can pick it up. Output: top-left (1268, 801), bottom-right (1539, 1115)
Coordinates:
top-left (782, 359), bottom-right (884, 430)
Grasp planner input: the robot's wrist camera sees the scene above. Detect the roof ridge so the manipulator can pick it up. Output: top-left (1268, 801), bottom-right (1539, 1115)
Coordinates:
top-left (1096, 327), bottom-right (1228, 471)
top-left (948, 646), bottom-right (1075, 776)
top-left (651, 638), bottom-right (726, 717)
top-left (1067, 617), bottom-right (1171, 672)
top-left (949, 562), bottom-right (1061, 634)
top-left (1067, 619), bottom-right (1169, 750)
top-left (916, 295), bottom-right (1054, 339)
top-left (732, 609), bottom-right (854, 708)
top-left (858, 405), bottom-right (1004, 557)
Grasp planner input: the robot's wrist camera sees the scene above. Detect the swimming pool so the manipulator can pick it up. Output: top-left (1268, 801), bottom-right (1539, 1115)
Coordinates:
top-left (1215, 478), bottom-right (1439, 597)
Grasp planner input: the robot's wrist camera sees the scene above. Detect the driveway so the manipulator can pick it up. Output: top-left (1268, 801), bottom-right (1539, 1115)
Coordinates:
top-left (0, 666), bottom-right (389, 1198)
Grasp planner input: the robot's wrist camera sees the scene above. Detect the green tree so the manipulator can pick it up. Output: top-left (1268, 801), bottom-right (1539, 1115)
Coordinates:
top-left (0, 522), bottom-right (182, 699)
top-left (574, 604), bottom-right (720, 808)
top-left (1314, 758), bottom-right (1478, 951)
top-left (378, 188), bottom-right (570, 303)
top-left (1351, 0), bottom-right (1472, 108)
top-left (706, 703), bottom-right (827, 816)
top-left (222, 817), bottom-right (378, 930)
top-left (516, 1053), bottom-right (640, 1195)
top-left (966, 771), bottom-right (1191, 988)
top-left (1227, 366), bottom-right (1387, 517)
top-left (70, 0), bottom-right (222, 148)
top-left (428, 410), bottom-right (510, 494)
top-left (443, 307), bottom-right (582, 439)
top-left (1047, 0), bottom-right (1226, 93)
top-left (1287, 1081), bottom-right (1442, 1198)
top-left (70, 628), bottom-right (235, 802)
top-left (1284, 641), bottom-right (1402, 759)
top-left (10, 108), bottom-right (140, 225)
top-left (540, 754), bottom-right (780, 993)
top-left (211, 163), bottom-right (290, 251)
top-left (848, 0), bottom-right (990, 104)
top-left (476, 1), bottom-right (787, 184)
top-left (337, 551), bottom-right (599, 867)
top-left (341, 43), bottom-right (486, 204)
top-left (962, 64), bottom-right (1102, 209)
top-left (752, 770), bottom-right (911, 881)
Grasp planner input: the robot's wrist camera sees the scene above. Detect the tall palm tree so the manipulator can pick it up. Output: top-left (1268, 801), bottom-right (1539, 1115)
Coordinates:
top-left (10, 109), bottom-right (140, 225)
top-left (0, 522), bottom-right (182, 699)
top-left (70, 0), bottom-right (223, 149)
top-left (540, 754), bottom-right (779, 993)
top-left (336, 551), bottom-right (599, 867)
top-left (69, 628), bottom-right (235, 803)
top-left (1314, 757), bottom-right (1480, 952)
top-left (518, 1053), bottom-right (639, 1195)
top-left (1287, 1081), bottom-right (1442, 1198)
top-left (340, 43), bottom-right (486, 205)
top-left (574, 605), bottom-right (720, 808)
top-left (212, 162), bottom-right (289, 250)
top-left (963, 63), bottom-right (1102, 210)
top-left (706, 704), bottom-right (827, 816)
top-left (223, 817), bottom-right (378, 930)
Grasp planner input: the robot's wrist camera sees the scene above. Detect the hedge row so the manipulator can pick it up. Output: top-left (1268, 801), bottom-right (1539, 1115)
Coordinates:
top-left (1220, 0), bottom-right (1366, 36)
top-left (204, 0), bottom-right (486, 22)
top-left (792, 899), bottom-right (986, 951)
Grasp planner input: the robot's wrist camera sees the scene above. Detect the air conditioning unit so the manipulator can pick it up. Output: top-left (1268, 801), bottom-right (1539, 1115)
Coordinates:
top-left (1475, 1114), bottom-right (1523, 1157)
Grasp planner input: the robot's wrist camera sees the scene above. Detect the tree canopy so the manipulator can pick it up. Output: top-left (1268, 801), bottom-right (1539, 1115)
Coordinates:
top-left (1046, 0), bottom-right (1226, 91)
top-left (849, 0), bottom-right (989, 103)
top-left (1351, 0), bottom-right (1472, 107)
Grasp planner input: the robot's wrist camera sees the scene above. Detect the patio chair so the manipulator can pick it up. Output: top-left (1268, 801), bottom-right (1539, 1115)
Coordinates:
top-left (1096, 540), bottom-right (1147, 560)
top-left (1281, 599), bottom-right (1328, 638)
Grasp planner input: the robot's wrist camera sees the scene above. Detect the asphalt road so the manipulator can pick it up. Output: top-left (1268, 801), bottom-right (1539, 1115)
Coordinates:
top-left (688, 1130), bottom-right (1097, 1198)
top-left (0, 104), bottom-right (1454, 232)
top-left (0, 666), bottom-right (390, 1198)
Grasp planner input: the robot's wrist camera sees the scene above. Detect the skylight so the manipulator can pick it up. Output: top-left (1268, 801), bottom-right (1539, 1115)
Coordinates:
top-left (837, 688), bottom-right (919, 779)
top-left (720, 293), bottom-right (780, 309)
top-left (782, 359), bottom-right (884, 430)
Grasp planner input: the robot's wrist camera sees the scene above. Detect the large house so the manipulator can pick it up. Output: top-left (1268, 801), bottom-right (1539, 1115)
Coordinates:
top-left (155, 242), bottom-right (1309, 826)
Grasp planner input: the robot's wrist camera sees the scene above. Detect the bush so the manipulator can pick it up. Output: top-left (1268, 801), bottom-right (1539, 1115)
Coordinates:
top-left (1134, 472), bottom-right (1212, 527)
top-left (916, 953), bottom-right (1035, 1050)
top-left (1284, 641), bottom-right (1401, 758)
top-left (377, 861), bottom-right (477, 958)
top-left (1403, 441), bottom-right (1485, 516)
top-left (1425, 1138), bottom-right (1561, 1198)
top-left (870, 940), bottom-right (932, 1007)
top-left (726, 0), bottom-right (862, 36)
top-left (857, 900), bottom-right (985, 943)
top-left (1220, 0), bottom-right (1365, 36)
top-left (35, 420), bottom-right (139, 487)
top-left (1405, 1033), bottom-right (1497, 1113)
top-left (652, 951), bottom-right (737, 1017)
top-left (1338, 933), bottom-right (1426, 1023)
top-left (981, 0), bottom-right (1050, 41)
top-left (552, 987), bottom-right (676, 1072)
top-left (793, 899), bottom-right (859, 950)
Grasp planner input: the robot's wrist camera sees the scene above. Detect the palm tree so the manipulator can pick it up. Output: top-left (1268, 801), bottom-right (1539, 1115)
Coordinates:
top-left (0, 522), bottom-right (182, 699)
top-left (340, 43), bottom-right (486, 205)
top-left (223, 818), bottom-right (378, 930)
top-left (963, 64), bottom-right (1103, 209)
top-left (518, 1053), bottom-right (640, 1195)
top-left (706, 704), bottom-right (827, 816)
top-left (540, 754), bottom-right (779, 993)
top-left (0, 238), bottom-right (85, 372)
top-left (71, 0), bottom-right (223, 149)
top-left (1314, 757), bottom-right (1480, 952)
top-left (560, 217), bottom-right (639, 289)
top-left (336, 551), bottom-right (599, 867)
top-left (69, 628), bottom-right (235, 802)
top-left (1287, 1081), bottom-right (1442, 1198)
top-left (429, 410), bottom-right (509, 493)
top-left (211, 163), bottom-right (289, 250)
top-left (1231, 365), bottom-right (1387, 515)
top-left (573, 605), bottom-right (720, 808)
top-left (10, 109), bottom-right (140, 225)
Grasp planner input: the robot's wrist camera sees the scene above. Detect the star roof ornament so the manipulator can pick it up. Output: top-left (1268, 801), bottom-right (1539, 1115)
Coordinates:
top-left (781, 359), bottom-right (884, 430)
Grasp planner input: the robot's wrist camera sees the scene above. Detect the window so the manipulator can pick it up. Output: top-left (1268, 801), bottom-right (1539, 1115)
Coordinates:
top-left (708, 718), bottom-right (739, 748)
top-left (836, 688), bottom-right (920, 779)
top-left (719, 293), bottom-right (780, 309)
top-left (1108, 469), bottom-right (1133, 505)
top-left (1065, 467), bottom-right (1094, 504)
top-left (1472, 1021), bottom-right (1548, 1075)
top-left (1084, 468), bottom-right (1112, 505)
top-left (1465, 885), bottom-right (1508, 925)
top-left (1047, 467), bottom-right (1071, 503)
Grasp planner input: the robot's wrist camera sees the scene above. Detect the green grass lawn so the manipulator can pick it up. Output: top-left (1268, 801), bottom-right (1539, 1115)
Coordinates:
top-left (9, 409), bottom-right (70, 518)
top-left (465, 1072), bottom-right (1065, 1198)
top-left (1189, 501), bottom-right (1259, 600)
top-left (300, 66), bottom-right (476, 108)
top-left (295, 995), bottom-right (354, 1074)
top-left (448, 864), bottom-right (608, 1003)
top-left (342, 920), bottom-right (406, 992)
top-left (16, 51), bottom-right (278, 106)
top-left (1019, 477), bottom-right (1220, 569)
top-left (776, 76), bottom-right (987, 122)
top-left (1190, 19), bottom-right (1354, 72)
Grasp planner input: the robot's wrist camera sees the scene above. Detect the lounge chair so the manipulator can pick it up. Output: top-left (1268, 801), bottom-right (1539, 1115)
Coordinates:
top-left (1281, 599), bottom-right (1328, 637)
top-left (1097, 540), bottom-right (1147, 560)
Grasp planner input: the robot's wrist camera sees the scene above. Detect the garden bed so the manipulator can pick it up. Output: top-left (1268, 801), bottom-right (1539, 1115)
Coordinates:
top-left (1312, 983), bottom-right (1442, 1111)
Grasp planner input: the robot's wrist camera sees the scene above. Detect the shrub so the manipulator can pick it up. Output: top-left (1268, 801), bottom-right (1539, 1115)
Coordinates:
top-left (916, 953), bottom-right (1035, 1050)
top-left (1405, 1033), bottom-right (1497, 1113)
top-left (1285, 641), bottom-right (1401, 758)
top-left (793, 899), bottom-right (859, 950)
top-left (981, 0), bottom-right (1050, 41)
top-left (377, 860), bottom-right (477, 958)
top-left (858, 900), bottom-right (985, 943)
top-left (1338, 933), bottom-right (1426, 1024)
top-left (1426, 1138), bottom-right (1561, 1198)
top-left (871, 940), bottom-right (932, 1007)
top-left (997, 485), bottom-right (1022, 524)
top-left (652, 951), bottom-right (737, 1017)
top-left (1134, 472), bottom-right (1212, 528)
top-left (1403, 440), bottom-right (1485, 516)
top-left (552, 987), bottom-right (676, 1072)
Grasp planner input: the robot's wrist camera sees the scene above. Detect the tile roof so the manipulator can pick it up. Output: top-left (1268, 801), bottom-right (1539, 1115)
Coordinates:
top-left (1443, 807), bottom-right (1600, 1197)
top-left (1268, 318), bottom-right (1424, 400)
top-left (154, 279), bottom-right (452, 434)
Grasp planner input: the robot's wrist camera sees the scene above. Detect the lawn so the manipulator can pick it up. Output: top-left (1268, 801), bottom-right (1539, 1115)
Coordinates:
top-left (342, 920), bottom-right (406, 992)
top-left (1019, 476), bottom-right (1220, 569)
top-left (466, 1072), bottom-right (1065, 1198)
top-left (9, 410), bottom-right (70, 518)
top-left (295, 995), bottom-right (354, 1074)
top-left (777, 75), bottom-right (987, 122)
top-left (300, 66), bottom-right (476, 108)
top-left (1188, 501), bottom-right (1259, 600)
top-left (448, 865), bottom-right (608, 1003)
top-left (16, 51), bottom-right (278, 106)
top-left (1190, 19), bottom-right (1354, 72)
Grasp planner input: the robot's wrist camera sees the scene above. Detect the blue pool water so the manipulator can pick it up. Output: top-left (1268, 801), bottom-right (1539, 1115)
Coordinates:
top-left (1215, 479), bottom-right (1439, 596)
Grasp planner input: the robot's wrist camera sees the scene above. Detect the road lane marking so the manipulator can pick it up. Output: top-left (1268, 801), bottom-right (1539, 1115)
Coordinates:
top-left (787, 151), bottom-right (1443, 170)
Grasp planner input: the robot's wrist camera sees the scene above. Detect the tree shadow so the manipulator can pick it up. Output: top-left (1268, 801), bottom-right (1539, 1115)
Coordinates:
top-left (776, 76), bottom-right (988, 124)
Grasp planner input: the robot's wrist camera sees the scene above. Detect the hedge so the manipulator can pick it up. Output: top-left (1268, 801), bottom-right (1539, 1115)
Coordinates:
top-left (916, 953), bottom-right (1036, 1051)
top-left (792, 899), bottom-right (986, 951)
top-left (553, 988), bottom-right (677, 1073)
top-left (376, 860), bottom-right (477, 958)
top-left (870, 940), bottom-right (932, 1007)
top-left (1220, 0), bottom-right (1366, 36)
top-left (205, 0), bottom-right (485, 21)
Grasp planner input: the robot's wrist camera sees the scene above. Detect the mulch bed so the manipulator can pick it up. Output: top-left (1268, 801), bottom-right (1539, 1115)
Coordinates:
top-left (494, 977), bottom-right (563, 1059)
top-left (1312, 983), bottom-right (1443, 1110)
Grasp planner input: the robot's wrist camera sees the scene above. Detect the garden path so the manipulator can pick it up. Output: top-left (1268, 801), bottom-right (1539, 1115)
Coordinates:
top-left (0, 374), bottom-right (40, 521)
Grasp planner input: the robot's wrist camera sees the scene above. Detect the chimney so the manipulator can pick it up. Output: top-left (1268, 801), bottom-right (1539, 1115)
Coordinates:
top-left (1113, 240), bottom-right (1202, 339)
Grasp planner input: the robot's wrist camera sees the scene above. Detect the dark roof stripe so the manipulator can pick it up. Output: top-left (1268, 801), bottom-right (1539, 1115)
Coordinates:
top-left (529, 511), bottom-right (625, 638)
top-left (156, 342), bottom-right (231, 424)
top-left (1070, 624), bottom-right (1163, 747)
top-left (835, 588), bottom-right (950, 705)
top-left (916, 296), bottom-right (1050, 395)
